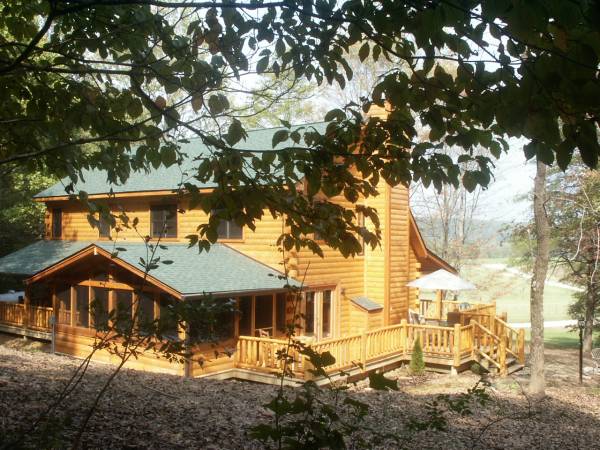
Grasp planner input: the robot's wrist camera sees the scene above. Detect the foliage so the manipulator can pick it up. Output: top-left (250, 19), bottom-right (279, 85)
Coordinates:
top-left (2, 1), bottom-right (600, 257)
top-left (409, 337), bottom-right (425, 375)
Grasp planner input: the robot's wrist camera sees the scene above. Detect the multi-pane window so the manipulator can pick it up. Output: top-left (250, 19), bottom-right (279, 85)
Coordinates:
top-left (217, 219), bottom-right (243, 240)
top-left (115, 290), bottom-right (133, 332)
top-left (322, 290), bottom-right (332, 338)
top-left (305, 292), bottom-right (315, 335)
top-left (51, 208), bottom-right (62, 238)
top-left (276, 293), bottom-right (287, 333)
top-left (98, 215), bottom-right (111, 239)
top-left (137, 292), bottom-right (155, 332)
top-left (150, 205), bottom-right (177, 238)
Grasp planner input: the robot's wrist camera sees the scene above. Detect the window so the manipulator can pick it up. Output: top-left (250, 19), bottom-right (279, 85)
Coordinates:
top-left (217, 219), bottom-right (243, 240)
top-left (75, 285), bottom-right (89, 328)
top-left (322, 290), bottom-right (332, 338)
top-left (357, 212), bottom-right (365, 256)
top-left (150, 205), bottom-right (177, 238)
top-left (98, 215), bottom-right (111, 239)
top-left (91, 287), bottom-right (109, 330)
top-left (51, 208), bottom-right (62, 238)
top-left (305, 292), bottom-right (315, 335)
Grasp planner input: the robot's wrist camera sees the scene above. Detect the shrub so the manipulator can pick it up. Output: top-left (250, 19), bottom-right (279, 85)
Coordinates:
top-left (410, 338), bottom-right (425, 375)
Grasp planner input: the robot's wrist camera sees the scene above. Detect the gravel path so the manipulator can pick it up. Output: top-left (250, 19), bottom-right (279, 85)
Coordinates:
top-left (1, 335), bottom-right (599, 449)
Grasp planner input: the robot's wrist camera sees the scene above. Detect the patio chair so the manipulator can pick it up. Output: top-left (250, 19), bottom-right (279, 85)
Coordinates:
top-left (591, 348), bottom-right (600, 373)
top-left (408, 309), bottom-right (425, 325)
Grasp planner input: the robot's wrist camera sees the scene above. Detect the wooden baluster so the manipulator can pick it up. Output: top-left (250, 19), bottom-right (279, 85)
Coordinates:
top-left (360, 332), bottom-right (367, 370)
top-left (453, 324), bottom-right (461, 372)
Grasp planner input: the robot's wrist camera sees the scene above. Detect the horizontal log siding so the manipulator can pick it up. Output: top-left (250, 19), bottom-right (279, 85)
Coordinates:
top-left (408, 243), bottom-right (421, 311)
top-left (295, 190), bottom-right (377, 337)
top-left (388, 184), bottom-right (410, 324)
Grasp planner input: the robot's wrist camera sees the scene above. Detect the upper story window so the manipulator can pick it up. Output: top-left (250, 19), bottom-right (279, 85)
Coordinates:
top-left (217, 219), bottom-right (243, 240)
top-left (98, 215), bottom-right (111, 239)
top-left (150, 205), bottom-right (177, 238)
top-left (51, 208), bottom-right (62, 238)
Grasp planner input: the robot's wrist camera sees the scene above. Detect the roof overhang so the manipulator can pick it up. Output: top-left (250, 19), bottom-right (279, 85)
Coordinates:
top-left (409, 211), bottom-right (457, 275)
top-left (25, 244), bottom-right (182, 298)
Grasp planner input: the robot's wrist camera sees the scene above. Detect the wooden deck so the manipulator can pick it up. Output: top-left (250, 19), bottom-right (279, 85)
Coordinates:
top-left (0, 300), bottom-right (525, 383)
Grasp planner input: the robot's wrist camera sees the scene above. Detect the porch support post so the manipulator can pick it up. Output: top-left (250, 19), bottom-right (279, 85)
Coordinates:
top-left (179, 311), bottom-right (192, 378)
top-left (436, 290), bottom-right (443, 320)
top-left (23, 284), bottom-right (31, 334)
top-left (70, 286), bottom-right (76, 327)
top-left (517, 329), bottom-right (525, 364)
top-left (400, 319), bottom-right (407, 354)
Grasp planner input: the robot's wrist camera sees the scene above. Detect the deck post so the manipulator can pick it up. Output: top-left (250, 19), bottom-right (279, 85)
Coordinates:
top-left (23, 284), bottom-right (31, 336)
top-left (517, 328), bottom-right (525, 364)
top-left (180, 319), bottom-right (192, 378)
top-left (453, 323), bottom-right (461, 372)
top-left (499, 334), bottom-right (507, 376)
top-left (400, 319), bottom-right (407, 354)
top-left (435, 290), bottom-right (443, 320)
top-left (360, 332), bottom-right (367, 370)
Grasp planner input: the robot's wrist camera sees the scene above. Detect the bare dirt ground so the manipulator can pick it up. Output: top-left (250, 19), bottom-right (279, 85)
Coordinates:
top-left (1, 334), bottom-right (599, 449)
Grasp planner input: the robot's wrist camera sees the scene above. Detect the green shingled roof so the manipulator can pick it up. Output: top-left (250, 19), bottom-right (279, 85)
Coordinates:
top-left (36, 122), bottom-right (329, 198)
top-left (0, 240), bottom-right (299, 296)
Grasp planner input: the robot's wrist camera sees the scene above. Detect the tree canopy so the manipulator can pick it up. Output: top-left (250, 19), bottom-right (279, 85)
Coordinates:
top-left (2, 0), bottom-right (599, 254)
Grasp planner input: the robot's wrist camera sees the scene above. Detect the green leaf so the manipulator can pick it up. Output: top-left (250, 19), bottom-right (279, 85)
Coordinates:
top-left (358, 42), bottom-right (370, 62)
top-left (271, 129), bottom-right (289, 148)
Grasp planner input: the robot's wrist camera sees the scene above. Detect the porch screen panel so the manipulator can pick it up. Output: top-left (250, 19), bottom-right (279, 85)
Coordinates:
top-left (239, 296), bottom-right (252, 336)
top-left (305, 292), bottom-right (315, 335)
top-left (75, 286), bottom-right (89, 328)
top-left (115, 290), bottom-right (133, 332)
top-left (255, 295), bottom-right (273, 335)
top-left (276, 293), bottom-right (287, 334)
top-left (322, 290), bottom-right (332, 338)
top-left (56, 286), bottom-right (70, 325)
top-left (91, 287), bottom-right (109, 330)
top-left (159, 294), bottom-right (178, 339)
top-left (137, 292), bottom-right (155, 333)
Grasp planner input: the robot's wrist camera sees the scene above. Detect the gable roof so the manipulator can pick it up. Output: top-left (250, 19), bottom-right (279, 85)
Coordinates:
top-left (408, 211), bottom-right (457, 274)
top-left (35, 122), bottom-right (329, 199)
top-left (0, 240), bottom-right (299, 297)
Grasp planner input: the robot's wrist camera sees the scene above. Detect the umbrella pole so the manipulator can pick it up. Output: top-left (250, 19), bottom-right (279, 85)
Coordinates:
top-left (436, 290), bottom-right (443, 320)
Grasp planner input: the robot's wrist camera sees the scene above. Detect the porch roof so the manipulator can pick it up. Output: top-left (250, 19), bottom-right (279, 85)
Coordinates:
top-left (0, 240), bottom-right (299, 296)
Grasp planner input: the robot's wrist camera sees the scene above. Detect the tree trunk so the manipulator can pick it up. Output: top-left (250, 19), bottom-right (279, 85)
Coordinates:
top-left (530, 159), bottom-right (549, 398)
top-left (584, 283), bottom-right (595, 353)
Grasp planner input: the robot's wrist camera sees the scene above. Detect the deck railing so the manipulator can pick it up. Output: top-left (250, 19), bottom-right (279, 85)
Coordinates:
top-left (233, 319), bottom-right (518, 379)
top-left (0, 302), bottom-right (52, 331)
top-left (0, 303), bottom-right (24, 326)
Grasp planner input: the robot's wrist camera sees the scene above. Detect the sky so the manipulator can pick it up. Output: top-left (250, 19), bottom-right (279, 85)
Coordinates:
top-left (474, 139), bottom-right (536, 224)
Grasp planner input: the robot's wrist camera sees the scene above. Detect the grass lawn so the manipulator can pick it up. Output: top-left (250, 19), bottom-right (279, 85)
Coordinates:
top-left (455, 260), bottom-right (577, 323)
top-left (525, 327), bottom-right (580, 349)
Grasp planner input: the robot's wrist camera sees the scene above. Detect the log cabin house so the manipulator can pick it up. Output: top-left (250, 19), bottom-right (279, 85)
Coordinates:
top-left (0, 122), bottom-right (525, 383)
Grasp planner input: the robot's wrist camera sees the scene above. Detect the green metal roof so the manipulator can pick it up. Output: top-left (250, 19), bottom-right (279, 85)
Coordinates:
top-left (36, 122), bottom-right (329, 198)
top-left (0, 240), bottom-right (299, 296)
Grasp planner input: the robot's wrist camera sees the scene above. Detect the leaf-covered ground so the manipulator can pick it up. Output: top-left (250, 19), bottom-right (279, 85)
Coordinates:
top-left (0, 335), bottom-right (599, 449)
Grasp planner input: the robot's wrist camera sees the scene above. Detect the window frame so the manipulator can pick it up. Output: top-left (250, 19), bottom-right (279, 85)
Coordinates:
top-left (51, 208), bottom-right (62, 239)
top-left (150, 204), bottom-right (178, 239)
top-left (216, 217), bottom-right (244, 241)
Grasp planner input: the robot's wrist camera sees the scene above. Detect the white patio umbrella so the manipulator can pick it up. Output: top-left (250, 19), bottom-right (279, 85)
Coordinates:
top-left (407, 269), bottom-right (476, 320)
top-left (406, 269), bottom-right (476, 291)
